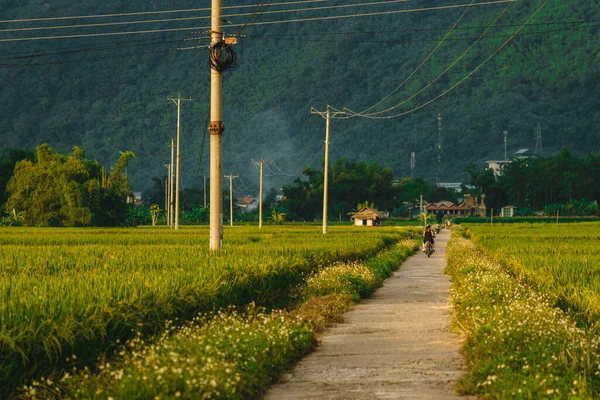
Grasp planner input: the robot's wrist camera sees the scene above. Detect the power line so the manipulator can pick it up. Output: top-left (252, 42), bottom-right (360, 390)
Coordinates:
top-left (233, 175), bottom-right (257, 194)
top-left (2, 20), bottom-right (595, 66)
top-left (248, 22), bottom-right (600, 43)
top-left (351, 2), bottom-right (512, 118)
top-left (0, 1), bottom-right (517, 43)
top-left (0, 45), bottom-right (178, 67)
top-left (0, 35), bottom-right (189, 61)
top-left (0, 0), bottom-right (413, 34)
top-left (0, 0), bottom-right (332, 24)
top-left (231, 1), bottom-right (518, 28)
top-left (247, 18), bottom-right (600, 38)
top-left (345, 0), bottom-right (550, 119)
top-left (355, 0), bottom-right (477, 117)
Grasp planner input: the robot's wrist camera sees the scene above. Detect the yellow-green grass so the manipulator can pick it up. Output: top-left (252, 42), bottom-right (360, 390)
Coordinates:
top-left (463, 223), bottom-right (600, 324)
top-left (0, 225), bottom-right (406, 397)
top-left (19, 239), bottom-right (416, 399)
top-left (446, 230), bottom-right (600, 398)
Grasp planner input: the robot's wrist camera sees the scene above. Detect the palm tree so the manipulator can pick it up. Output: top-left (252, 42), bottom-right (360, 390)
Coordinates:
top-left (270, 209), bottom-right (286, 225)
top-left (347, 200), bottom-right (375, 218)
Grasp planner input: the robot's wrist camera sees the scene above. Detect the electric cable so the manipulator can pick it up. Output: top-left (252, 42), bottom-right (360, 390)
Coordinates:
top-left (272, 110), bottom-right (322, 175)
top-left (353, 0), bottom-right (477, 117)
top-left (2, 18), bottom-right (594, 64)
top-left (0, 1), bottom-right (517, 43)
top-left (0, 45), bottom-right (177, 67)
top-left (0, 0), bottom-right (332, 24)
top-left (350, 2), bottom-right (512, 118)
top-left (0, 0), bottom-right (412, 34)
top-left (0, 35), bottom-right (192, 61)
top-left (247, 18), bottom-right (600, 38)
top-left (233, 175), bottom-right (258, 194)
top-left (252, 160), bottom-right (277, 177)
top-left (247, 23), bottom-right (600, 44)
top-left (346, 0), bottom-right (550, 119)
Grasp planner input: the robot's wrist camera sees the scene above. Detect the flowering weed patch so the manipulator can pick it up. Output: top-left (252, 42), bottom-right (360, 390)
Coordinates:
top-left (0, 225), bottom-right (403, 397)
top-left (447, 230), bottom-right (600, 398)
top-left (20, 307), bottom-right (315, 400)
top-left (464, 223), bottom-right (600, 324)
top-left (18, 235), bottom-right (416, 399)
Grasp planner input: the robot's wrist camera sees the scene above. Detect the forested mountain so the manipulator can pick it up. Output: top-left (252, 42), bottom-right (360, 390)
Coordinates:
top-left (1, 0), bottom-right (598, 192)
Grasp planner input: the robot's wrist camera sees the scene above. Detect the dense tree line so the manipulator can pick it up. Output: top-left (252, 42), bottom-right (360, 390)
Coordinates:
top-left (466, 149), bottom-right (600, 216)
top-left (3, 144), bottom-right (135, 226)
top-left (280, 158), bottom-right (457, 221)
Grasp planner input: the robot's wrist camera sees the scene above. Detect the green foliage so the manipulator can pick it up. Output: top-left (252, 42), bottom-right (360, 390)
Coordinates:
top-left (3, 1), bottom-right (599, 190)
top-left (47, 307), bottom-right (317, 400)
top-left (4, 144), bottom-right (134, 226)
top-left (282, 159), bottom-right (404, 220)
top-left (467, 150), bottom-right (600, 214)
top-left (0, 148), bottom-right (33, 210)
top-left (269, 208), bottom-right (286, 225)
top-left (0, 225), bottom-right (404, 397)
top-left (465, 223), bottom-right (600, 325)
top-left (446, 229), bottom-right (600, 398)
top-left (0, 208), bottom-right (25, 226)
top-left (18, 232), bottom-right (416, 399)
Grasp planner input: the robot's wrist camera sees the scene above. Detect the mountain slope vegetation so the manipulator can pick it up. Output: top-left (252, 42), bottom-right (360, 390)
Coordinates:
top-left (0, 0), bottom-right (598, 191)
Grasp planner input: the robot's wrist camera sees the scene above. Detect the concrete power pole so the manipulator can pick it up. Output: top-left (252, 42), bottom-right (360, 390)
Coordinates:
top-left (410, 152), bottom-right (416, 178)
top-left (437, 114), bottom-right (442, 164)
top-left (224, 174), bottom-right (238, 227)
top-left (170, 137), bottom-right (175, 228)
top-left (253, 159), bottom-right (272, 229)
top-left (168, 94), bottom-right (193, 231)
top-left (209, 0), bottom-right (225, 250)
top-left (437, 114), bottom-right (442, 185)
top-left (310, 105), bottom-right (344, 234)
top-left (164, 164), bottom-right (170, 226)
top-left (503, 130), bottom-right (508, 162)
top-left (535, 123), bottom-right (543, 155)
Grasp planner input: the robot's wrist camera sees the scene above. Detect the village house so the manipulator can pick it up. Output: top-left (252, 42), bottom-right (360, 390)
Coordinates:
top-left (352, 207), bottom-right (386, 226)
top-left (425, 194), bottom-right (487, 218)
top-left (235, 197), bottom-right (258, 213)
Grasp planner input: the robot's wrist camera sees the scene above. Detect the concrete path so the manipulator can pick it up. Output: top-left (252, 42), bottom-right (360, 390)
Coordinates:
top-left (265, 228), bottom-right (469, 400)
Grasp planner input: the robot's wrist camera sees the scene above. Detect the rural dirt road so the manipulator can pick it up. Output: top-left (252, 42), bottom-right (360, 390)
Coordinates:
top-left (265, 228), bottom-right (470, 399)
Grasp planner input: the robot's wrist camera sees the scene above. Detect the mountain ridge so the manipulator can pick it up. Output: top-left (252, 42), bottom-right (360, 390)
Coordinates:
top-left (0, 0), bottom-right (598, 191)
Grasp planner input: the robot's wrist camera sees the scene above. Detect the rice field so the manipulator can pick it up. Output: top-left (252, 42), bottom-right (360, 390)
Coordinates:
top-left (464, 222), bottom-right (600, 323)
top-left (447, 222), bottom-right (600, 398)
top-left (0, 225), bottom-right (407, 397)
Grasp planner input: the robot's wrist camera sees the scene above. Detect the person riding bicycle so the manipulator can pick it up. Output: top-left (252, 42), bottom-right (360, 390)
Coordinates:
top-left (423, 224), bottom-right (435, 252)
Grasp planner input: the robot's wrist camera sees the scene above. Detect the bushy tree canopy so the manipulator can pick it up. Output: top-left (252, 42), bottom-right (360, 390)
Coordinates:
top-left (466, 149), bottom-right (600, 215)
top-left (5, 144), bottom-right (135, 226)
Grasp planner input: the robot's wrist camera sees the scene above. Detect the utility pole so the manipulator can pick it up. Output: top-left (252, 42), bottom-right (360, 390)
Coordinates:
top-left (164, 164), bottom-right (170, 226)
top-left (310, 105), bottom-right (344, 234)
top-left (503, 130), bottom-right (508, 162)
top-left (209, 0), bottom-right (225, 249)
top-left (535, 123), bottom-right (543, 155)
top-left (437, 114), bottom-right (442, 164)
top-left (170, 137), bottom-right (175, 228)
top-left (420, 194), bottom-right (424, 227)
top-left (437, 113), bottom-right (442, 185)
top-left (410, 152), bottom-right (415, 178)
top-left (224, 174), bottom-right (238, 227)
top-left (322, 106), bottom-right (331, 235)
top-left (168, 94), bottom-right (193, 231)
top-left (253, 159), bottom-right (272, 229)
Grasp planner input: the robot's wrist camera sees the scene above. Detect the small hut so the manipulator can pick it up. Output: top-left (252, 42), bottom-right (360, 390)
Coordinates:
top-left (352, 207), bottom-right (384, 226)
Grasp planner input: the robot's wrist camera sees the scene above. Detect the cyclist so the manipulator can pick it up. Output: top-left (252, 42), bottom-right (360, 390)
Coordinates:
top-left (423, 224), bottom-right (435, 253)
